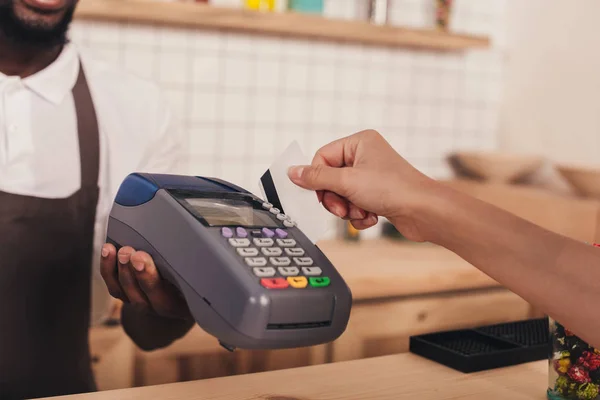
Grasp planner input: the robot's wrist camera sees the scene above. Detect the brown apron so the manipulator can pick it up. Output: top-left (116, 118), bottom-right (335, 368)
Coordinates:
top-left (0, 62), bottom-right (100, 399)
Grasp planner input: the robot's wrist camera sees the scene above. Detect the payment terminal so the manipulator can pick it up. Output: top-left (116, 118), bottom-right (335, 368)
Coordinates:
top-left (106, 173), bottom-right (352, 350)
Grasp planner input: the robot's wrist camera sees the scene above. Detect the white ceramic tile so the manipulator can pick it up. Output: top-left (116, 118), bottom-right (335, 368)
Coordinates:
top-left (312, 41), bottom-right (338, 63)
top-left (337, 43), bottom-right (362, 63)
top-left (188, 126), bottom-right (218, 156)
top-left (361, 102), bottom-right (386, 130)
top-left (222, 93), bottom-right (250, 123)
top-left (364, 68), bottom-right (389, 97)
top-left (252, 127), bottom-right (277, 158)
top-left (310, 96), bottom-right (336, 125)
top-left (389, 72), bottom-right (412, 99)
top-left (439, 107), bottom-right (456, 130)
top-left (253, 36), bottom-right (283, 58)
top-left (122, 49), bottom-right (156, 80)
top-left (336, 66), bottom-right (363, 94)
top-left (282, 62), bottom-right (309, 93)
top-left (86, 21), bottom-right (121, 46)
top-left (279, 95), bottom-right (308, 125)
top-left (309, 63), bottom-right (336, 93)
top-left (158, 52), bottom-right (188, 85)
top-left (190, 91), bottom-right (219, 123)
top-left (223, 56), bottom-right (254, 89)
top-left (252, 95), bottom-right (279, 125)
top-left (334, 99), bottom-right (361, 127)
top-left (162, 88), bottom-right (188, 120)
top-left (255, 59), bottom-right (281, 90)
top-left (224, 32), bottom-right (255, 54)
top-left (384, 104), bottom-right (409, 128)
top-left (122, 24), bottom-right (157, 47)
top-left (193, 30), bottom-right (223, 52)
top-left (283, 38), bottom-right (312, 59)
top-left (68, 21), bottom-right (88, 43)
top-left (220, 161), bottom-right (247, 187)
top-left (187, 160), bottom-right (217, 177)
top-left (159, 27), bottom-right (191, 49)
top-left (193, 55), bottom-right (222, 86)
top-left (221, 127), bottom-right (249, 157)
top-left (90, 47), bottom-right (121, 66)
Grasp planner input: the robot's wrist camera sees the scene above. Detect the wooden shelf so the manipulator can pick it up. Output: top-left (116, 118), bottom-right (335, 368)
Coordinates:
top-left (75, 0), bottom-right (490, 51)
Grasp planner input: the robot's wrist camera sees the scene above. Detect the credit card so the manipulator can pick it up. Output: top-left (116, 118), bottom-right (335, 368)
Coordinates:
top-left (259, 141), bottom-right (330, 244)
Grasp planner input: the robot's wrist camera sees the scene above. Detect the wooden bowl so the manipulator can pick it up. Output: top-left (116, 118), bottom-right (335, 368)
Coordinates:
top-left (447, 151), bottom-right (544, 183)
top-left (556, 165), bottom-right (600, 199)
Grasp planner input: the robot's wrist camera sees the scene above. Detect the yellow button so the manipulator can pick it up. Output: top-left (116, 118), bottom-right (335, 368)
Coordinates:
top-left (287, 276), bottom-right (308, 288)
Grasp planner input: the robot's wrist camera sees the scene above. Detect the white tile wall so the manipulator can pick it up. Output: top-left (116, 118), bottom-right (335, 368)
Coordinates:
top-left (69, 0), bottom-right (506, 238)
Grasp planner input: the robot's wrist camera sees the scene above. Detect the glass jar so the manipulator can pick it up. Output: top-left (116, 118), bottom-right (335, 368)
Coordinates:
top-left (548, 317), bottom-right (600, 400)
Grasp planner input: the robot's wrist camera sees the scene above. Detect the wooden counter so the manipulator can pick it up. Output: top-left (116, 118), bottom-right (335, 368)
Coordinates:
top-left (318, 240), bottom-right (499, 301)
top-left (47, 353), bottom-right (548, 400)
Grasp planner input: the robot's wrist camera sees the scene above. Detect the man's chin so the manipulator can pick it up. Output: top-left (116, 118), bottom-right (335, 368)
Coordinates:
top-left (0, 0), bottom-right (76, 47)
top-left (12, 0), bottom-right (70, 30)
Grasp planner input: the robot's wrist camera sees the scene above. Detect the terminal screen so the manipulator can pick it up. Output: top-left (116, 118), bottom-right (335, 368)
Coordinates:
top-left (183, 197), bottom-right (279, 227)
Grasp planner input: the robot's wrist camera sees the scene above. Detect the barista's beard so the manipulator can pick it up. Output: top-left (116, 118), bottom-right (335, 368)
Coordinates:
top-left (0, 3), bottom-right (74, 48)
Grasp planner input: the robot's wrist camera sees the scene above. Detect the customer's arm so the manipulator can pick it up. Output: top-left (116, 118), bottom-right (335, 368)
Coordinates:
top-left (288, 129), bottom-right (600, 349)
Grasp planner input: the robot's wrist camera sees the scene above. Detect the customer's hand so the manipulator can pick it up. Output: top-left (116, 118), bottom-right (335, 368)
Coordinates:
top-left (100, 244), bottom-right (192, 320)
top-left (288, 130), bottom-right (441, 242)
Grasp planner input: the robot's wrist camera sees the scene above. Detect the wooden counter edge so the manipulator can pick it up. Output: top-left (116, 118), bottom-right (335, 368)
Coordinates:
top-left (44, 353), bottom-right (548, 400)
top-left (75, 0), bottom-right (490, 51)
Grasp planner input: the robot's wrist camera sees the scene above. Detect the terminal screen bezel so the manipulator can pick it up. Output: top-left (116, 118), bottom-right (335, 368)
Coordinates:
top-left (169, 189), bottom-right (281, 228)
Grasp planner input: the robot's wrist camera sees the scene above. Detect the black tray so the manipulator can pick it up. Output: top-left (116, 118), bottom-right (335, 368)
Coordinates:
top-left (409, 318), bottom-right (549, 373)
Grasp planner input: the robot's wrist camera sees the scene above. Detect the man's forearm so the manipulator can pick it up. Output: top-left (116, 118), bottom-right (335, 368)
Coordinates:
top-left (412, 183), bottom-right (600, 348)
top-left (121, 304), bottom-right (194, 351)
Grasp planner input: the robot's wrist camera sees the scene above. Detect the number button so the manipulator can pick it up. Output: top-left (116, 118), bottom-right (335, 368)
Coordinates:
top-left (276, 239), bottom-right (296, 247)
top-left (293, 257), bottom-right (313, 266)
top-left (253, 238), bottom-right (274, 247)
top-left (301, 266), bottom-right (322, 276)
top-left (270, 257), bottom-right (291, 266)
top-left (229, 238), bottom-right (250, 247)
top-left (269, 208), bottom-right (280, 215)
top-left (245, 257), bottom-right (267, 267)
top-left (221, 227), bottom-right (233, 238)
top-left (261, 228), bottom-right (275, 238)
top-left (261, 278), bottom-right (289, 289)
top-left (309, 277), bottom-right (331, 288)
top-left (284, 248), bottom-right (305, 257)
top-left (253, 267), bottom-right (276, 277)
top-left (287, 276), bottom-right (308, 288)
top-left (283, 220), bottom-right (296, 228)
top-left (236, 227), bottom-right (248, 238)
top-left (261, 247), bottom-right (282, 257)
top-left (237, 248), bottom-right (259, 257)
top-left (278, 267), bottom-right (299, 276)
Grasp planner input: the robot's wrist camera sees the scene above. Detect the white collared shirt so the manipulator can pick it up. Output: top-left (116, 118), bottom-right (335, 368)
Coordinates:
top-left (0, 43), bottom-right (186, 324)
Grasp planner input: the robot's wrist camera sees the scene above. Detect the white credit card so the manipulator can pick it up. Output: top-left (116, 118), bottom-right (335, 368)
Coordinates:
top-left (259, 141), bottom-right (330, 244)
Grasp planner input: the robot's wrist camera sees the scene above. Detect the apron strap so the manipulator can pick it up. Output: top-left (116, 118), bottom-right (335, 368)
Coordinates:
top-left (71, 61), bottom-right (100, 188)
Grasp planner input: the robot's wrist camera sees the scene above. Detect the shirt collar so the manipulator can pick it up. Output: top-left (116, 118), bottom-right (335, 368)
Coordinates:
top-left (0, 43), bottom-right (80, 105)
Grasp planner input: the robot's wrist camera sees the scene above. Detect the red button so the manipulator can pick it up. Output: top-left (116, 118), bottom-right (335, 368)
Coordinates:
top-left (260, 278), bottom-right (289, 289)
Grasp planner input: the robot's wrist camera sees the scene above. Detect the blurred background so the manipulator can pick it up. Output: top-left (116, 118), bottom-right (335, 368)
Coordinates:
top-left (74, 0), bottom-right (600, 392)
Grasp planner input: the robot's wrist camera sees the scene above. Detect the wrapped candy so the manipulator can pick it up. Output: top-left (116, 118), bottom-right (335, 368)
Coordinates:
top-left (576, 383), bottom-right (599, 400)
top-left (569, 365), bottom-right (592, 384)
top-left (555, 358), bottom-right (572, 374)
top-left (578, 352), bottom-right (600, 371)
top-left (555, 376), bottom-right (571, 395)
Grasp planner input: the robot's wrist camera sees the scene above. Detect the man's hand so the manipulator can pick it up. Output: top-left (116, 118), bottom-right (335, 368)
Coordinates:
top-left (100, 243), bottom-right (192, 321)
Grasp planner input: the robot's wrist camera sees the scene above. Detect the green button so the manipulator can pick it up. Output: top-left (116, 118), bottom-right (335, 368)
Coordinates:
top-left (309, 277), bottom-right (330, 288)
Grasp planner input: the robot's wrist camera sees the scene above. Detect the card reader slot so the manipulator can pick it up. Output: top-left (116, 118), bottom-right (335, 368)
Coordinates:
top-left (267, 321), bottom-right (331, 330)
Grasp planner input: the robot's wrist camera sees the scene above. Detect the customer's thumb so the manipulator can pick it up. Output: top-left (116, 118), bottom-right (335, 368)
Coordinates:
top-left (288, 165), bottom-right (348, 195)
